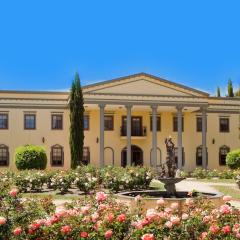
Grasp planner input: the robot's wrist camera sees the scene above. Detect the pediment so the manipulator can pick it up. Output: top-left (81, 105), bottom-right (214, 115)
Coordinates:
top-left (83, 73), bottom-right (209, 97)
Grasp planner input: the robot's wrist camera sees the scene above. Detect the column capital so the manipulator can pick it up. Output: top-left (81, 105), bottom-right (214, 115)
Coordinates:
top-left (125, 104), bottom-right (132, 109)
top-left (200, 106), bottom-right (208, 112)
top-left (176, 105), bottom-right (184, 111)
top-left (151, 105), bottom-right (158, 110)
top-left (98, 103), bottom-right (106, 108)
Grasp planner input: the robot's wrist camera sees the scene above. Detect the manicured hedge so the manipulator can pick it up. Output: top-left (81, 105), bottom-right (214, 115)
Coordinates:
top-left (226, 149), bottom-right (240, 169)
top-left (15, 145), bottom-right (47, 170)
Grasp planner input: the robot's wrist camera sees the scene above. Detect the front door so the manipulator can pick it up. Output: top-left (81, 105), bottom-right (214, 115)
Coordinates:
top-left (121, 145), bottom-right (143, 167)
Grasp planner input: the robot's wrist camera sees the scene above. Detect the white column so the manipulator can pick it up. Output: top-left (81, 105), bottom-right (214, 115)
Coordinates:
top-left (202, 106), bottom-right (207, 169)
top-left (126, 104), bottom-right (132, 166)
top-left (151, 105), bottom-right (158, 168)
top-left (176, 105), bottom-right (183, 169)
top-left (99, 103), bottom-right (105, 167)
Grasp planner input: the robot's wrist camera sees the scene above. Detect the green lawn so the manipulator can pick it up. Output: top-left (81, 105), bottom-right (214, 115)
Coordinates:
top-left (213, 185), bottom-right (240, 200)
top-left (187, 178), bottom-right (235, 184)
top-left (22, 192), bottom-right (81, 200)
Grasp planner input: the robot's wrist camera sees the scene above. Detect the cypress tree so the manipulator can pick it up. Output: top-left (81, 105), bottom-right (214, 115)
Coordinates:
top-left (216, 86), bottom-right (221, 97)
top-left (235, 86), bottom-right (240, 97)
top-left (69, 72), bottom-right (84, 169)
top-left (227, 79), bottom-right (234, 97)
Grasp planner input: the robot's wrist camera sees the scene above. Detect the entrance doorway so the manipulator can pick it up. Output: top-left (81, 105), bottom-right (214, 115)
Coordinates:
top-left (121, 145), bottom-right (143, 167)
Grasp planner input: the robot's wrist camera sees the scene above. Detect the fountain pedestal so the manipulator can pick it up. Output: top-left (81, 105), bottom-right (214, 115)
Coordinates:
top-left (157, 177), bottom-right (185, 196)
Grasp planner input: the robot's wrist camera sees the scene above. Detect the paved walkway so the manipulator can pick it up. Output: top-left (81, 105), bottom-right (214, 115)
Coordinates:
top-left (176, 179), bottom-right (240, 208)
top-left (50, 180), bottom-right (240, 208)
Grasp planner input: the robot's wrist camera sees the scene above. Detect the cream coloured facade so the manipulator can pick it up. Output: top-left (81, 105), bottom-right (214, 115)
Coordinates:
top-left (0, 73), bottom-right (240, 172)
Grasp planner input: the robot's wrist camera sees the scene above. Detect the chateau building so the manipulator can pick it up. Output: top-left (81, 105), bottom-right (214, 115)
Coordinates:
top-left (0, 73), bottom-right (240, 171)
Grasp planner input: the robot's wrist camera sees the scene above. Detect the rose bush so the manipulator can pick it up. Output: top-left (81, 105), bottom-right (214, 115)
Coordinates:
top-left (0, 182), bottom-right (240, 239)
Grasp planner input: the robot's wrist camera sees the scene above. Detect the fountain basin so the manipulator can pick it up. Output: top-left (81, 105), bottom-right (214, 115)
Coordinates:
top-left (116, 190), bottom-right (224, 212)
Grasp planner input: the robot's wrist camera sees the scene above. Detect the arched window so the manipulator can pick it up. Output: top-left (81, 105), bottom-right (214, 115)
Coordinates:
top-left (51, 145), bottom-right (64, 166)
top-left (0, 145), bottom-right (9, 166)
top-left (219, 145), bottom-right (230, 166)
top-left (174, 147), bottom-right (185, 167)
top-left (82, 147), bottom-right (90, 165)
top-left (196, 145), bottom-right (208, 166)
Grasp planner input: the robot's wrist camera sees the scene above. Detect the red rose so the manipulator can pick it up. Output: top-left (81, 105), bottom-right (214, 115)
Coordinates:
top-left (104, 230), bottom-right (113, 239)
top-left (80, 231), bottom-right (89, 238)
top-left (222, 225), bottom-right (231, 234)
top-left (61, 225), bottom-right (71, 234)
top-left (13, 227), bottom-right (22, 236)
top-left (141, 233), bottom-right (155, 240)
top-left (117, 214), bottom-right (126, 222)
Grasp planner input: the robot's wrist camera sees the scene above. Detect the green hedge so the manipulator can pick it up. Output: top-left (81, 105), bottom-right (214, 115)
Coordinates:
top-left (226, 149), bottom-right (240, 169)
top-left (15, 145), bottom-right (47, 170)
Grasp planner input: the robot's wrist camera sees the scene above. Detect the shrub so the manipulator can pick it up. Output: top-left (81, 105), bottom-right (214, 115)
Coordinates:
top-left (15, 145), bottom-right (47, 170)
top-left (226, 149), bottom-right (240, 169)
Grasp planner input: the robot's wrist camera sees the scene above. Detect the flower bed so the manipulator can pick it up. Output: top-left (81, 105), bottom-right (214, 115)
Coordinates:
top-left (0, 166), bottom-right (156, 194)
top-left (0, 182), bottom-right (240, 239)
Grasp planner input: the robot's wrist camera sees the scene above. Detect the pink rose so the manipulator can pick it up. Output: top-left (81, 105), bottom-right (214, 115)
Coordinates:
top-left (91, 213), bottom-right (99, 222)
top-left (223, 195), bottom-right (232, 202)
top-left (96, 192), bottom-right (107, 202)
top-left (157, 198), bottom-right (165, 205)
top-left (203, 215), bottom-right (211, 223)
top-left (141, 233), bottom-right (155, 240)
top-left (146, 209), bottom-right (158, 222)
top-left (222, 225), bottom-right (231, 234)
top-left (9, 188), bottom-right (18, 197)
top-left (209, 225), bottom-right (220, 234)
top-left (104, 230), bottom-right (113, 239)
top-left (0, 217), bottom-right (6, 225)
top-left (61, 225), bottom-right (71, 234)
top-left (106, 213), bottom-right (114, 222)
top-left (81, 205), bottom-right (90, 215)
top-left (236, 233), bottom-right (240, 239)
top-left (170, 202), bottom-right (179, 210)
top-left (165, 221), bottom-right (173, 228)
top-left (220, 204), bottom-right (232, 214)
top-left (200, 232), bottom-right (208, 239)
top-left (170, 216), bottom-right (180, 225)
top-left (13, 227), bottom-right (22, 236)
top-left (117, 214), bottom-right (126, 222)
top-left (185, 198), bottom-right (194, 206)
top-left (55, 206), bottom-right (67, 217)
top-left (181, 213), bottom-right (189, 220)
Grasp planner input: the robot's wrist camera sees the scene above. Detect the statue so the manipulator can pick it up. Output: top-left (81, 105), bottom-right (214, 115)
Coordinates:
top-left (156, 137), bottom-right (185, 196)
top-left (165, 136), bottom-right (177, 178)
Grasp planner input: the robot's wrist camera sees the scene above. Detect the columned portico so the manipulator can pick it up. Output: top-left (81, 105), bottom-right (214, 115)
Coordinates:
top-left (151, 105), bottom-right (158, 168)
top-left (176, 105), bottom-right (183, 169)
top-left (99, 103), bottom-right (105, 167)
top-left (202, 107), bottom-right (207, 169)
top-left (126, 104), bottom-right (132, 165)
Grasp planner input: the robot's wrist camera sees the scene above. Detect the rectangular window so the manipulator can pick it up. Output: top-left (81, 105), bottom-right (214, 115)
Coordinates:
top-left (196, 117), bottom-right (202, 132)
top-left (24, 114), bottom-right (36, 129)
top-left (173, 117), bottom-right (184, 132)
top-left (219, 118), bottom-right (229, 132)
top-left (150, 116), bottom-right (161, 131)
top-left (82, 147), bottom-right (90, 165)
top-left (0, 146), bottom-right (9, 166)
top-left (0, 114), bottom-right (8, 129)
top-left (84, 115), bottom-right (89, 130)
top-left (51, 146), bottom-right (64, 166)
top-left (104, 115), bottom-right (114, 130)
top-left (52, 114), bottom-right (63, 130)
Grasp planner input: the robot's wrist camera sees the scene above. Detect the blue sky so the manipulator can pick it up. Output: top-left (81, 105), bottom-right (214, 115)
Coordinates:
top-left (0, 1), bottom-right (240, 95)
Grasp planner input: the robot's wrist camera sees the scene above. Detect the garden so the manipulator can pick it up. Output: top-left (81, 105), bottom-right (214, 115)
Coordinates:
top-left (1, 145), bottom-right (240, 239)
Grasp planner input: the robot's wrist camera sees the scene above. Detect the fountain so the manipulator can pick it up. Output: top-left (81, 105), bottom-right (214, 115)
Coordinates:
top-left (156, 137), bottom-right (185, 197)
top-left (116, 137), bottom-right (223, 211)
